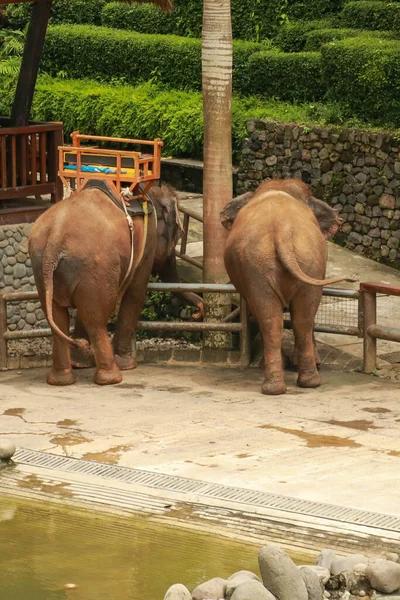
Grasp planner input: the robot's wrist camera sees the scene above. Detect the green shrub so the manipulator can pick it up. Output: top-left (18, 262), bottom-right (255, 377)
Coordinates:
top-left (274, 19), bottom-right (333, 52)
top-left (3, 0), bottom-right (107, 28)
top-left (42, 25), bottom-right (266, 95)
top-left (101, 0), bottom-right (287, 41)
top-left (246, 51), bottom-right (324, 101)
top-left (287, 0), bottom-right (346, 19)
top-left (342, 2), bottom-right (400, 32)
top-left (322, 35), bottom-right (400, 124)
top-left (305, 27), bottom-right (395, 50)
top-left (0, 74), bottom-right (326, 158)
top-left (101, 2), bottom-right (176, 35)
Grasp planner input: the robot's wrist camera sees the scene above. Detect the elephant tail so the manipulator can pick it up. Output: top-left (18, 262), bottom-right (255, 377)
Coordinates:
top-left (42, 248), bottom-right (91, 355)
top-left (277, 240), bottom-right (357, 287)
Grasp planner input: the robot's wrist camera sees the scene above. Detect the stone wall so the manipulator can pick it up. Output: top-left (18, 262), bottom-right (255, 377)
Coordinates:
top-left (236, 120), bottom-right (400, 268)
top-left (0, 224), bottom-right (46, 330)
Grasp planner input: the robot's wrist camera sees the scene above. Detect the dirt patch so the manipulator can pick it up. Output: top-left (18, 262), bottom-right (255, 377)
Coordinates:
top-left (325, 419), bottom-right (381, 431)
top-left (259, 425), bottom-right (362, 449)
top-left (82, 445), bottom-right (134, 464)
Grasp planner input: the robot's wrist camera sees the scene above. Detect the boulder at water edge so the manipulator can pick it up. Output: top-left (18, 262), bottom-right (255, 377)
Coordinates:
top-left (231, 580), bottom-right (276, 600)
top-left (366, 559), bottom-right (400, 594)
top-left (228, 570), bottom-right (260, 582)
top-left (316, 549), bottom-right (337, 571)
top-left (299, 566), bottom-right (324, 600)
top-left (330, 554), bottom-right (368, 576)
top-left (192, 577), bottom-right (227, 600)
top-left (164, 584), bottom-right (191, 600)
top-left (226, 573), bottom-right (261, 599)
top-left (258, 546), bottom-right (308, 600)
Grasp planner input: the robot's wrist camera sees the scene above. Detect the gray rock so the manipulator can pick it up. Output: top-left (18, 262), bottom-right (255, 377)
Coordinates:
top-left (231, 580), bottom-right (275, 600)
top-left (164, 584), bottom-right (191, 600)
top-left (385, 553), bottom-right (399, 564)
top-left (258, 546), bottom-right (308, 600)
top-left (299, 566), bottom-right (323, 600)
top-left (331, 554), bottom-right (368, 576)
top-left (366, 559), bottom-right (400, 593)
top-left (316, 550), bottom-right (337, 570)
top-left (192, 577), bottom-right (227, 600)
top-left (228, 571), bottom-right (260, 582)
top-left (26, 313), bottom-right (36, 326)
top-left (14, 263), bottom-right (27, 279)
top-left (0, 439), bottom-right (16, 460)
top-left (226, 573), bottom-right (261, 599)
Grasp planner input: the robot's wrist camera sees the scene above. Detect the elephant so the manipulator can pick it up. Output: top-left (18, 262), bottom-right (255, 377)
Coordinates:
top-left (221, 178), bottom-right (343, 238)
top-left (223, 184), bottom-right (355, 395)
top-left (69, 183), bottom-right (203, 369)
top-left (29, 180), bottom-right (158, 386)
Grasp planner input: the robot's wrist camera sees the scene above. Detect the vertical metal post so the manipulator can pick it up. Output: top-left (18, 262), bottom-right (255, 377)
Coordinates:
top-left (180, 213), bottom-right (190, 255)
top-left (0, 296), bottom-right (8, 370)
top-left (363, 291), bottom-right (377, 374)
top-left (239, 296), bottom-right (250, 367)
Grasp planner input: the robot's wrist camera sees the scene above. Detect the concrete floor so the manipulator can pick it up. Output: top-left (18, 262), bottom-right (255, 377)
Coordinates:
top-left (0, 363), bottom-right (399, 517)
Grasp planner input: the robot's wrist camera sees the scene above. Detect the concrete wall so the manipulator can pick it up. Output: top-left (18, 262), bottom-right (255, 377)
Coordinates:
top-left (0, 224), bottom-right (46, 330)
top-left (237, 120), bottom-right (400, 268)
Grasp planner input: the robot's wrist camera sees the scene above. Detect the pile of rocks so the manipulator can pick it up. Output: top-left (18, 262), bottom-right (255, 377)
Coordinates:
top-left (163, 545), bottom-right (400, 600)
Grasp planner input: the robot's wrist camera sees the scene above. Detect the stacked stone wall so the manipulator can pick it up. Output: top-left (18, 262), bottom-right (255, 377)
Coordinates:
top-left (237, 121), bottom-right (400, 268)
top-left (0, 224), bottom-right (45, 330)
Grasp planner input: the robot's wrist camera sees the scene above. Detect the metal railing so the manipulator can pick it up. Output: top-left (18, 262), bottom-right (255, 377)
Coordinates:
top-left (1, 282), bottom-right (399, 374)
top-left (360, 282), bottom-right (400, 373)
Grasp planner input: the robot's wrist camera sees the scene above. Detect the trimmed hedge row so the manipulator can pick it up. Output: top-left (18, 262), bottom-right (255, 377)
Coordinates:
top-left (342, 1), bottom-right (400, 32)
top-left (287, 0), bottom-right (346, 19)
top-left (304, 27), bottom-right (392, 50)
top-left (41, 25), bottom-right (322, 102)
top-left (0, 75), bottom-right (317, 158)
top-left (322, 35), bottom-right (400, 124)
top-left (274, 20), bottom-right (334, 52)
top-left (3, 0), bottom-right (107, 28)
top-left (246, 52), bottom-right (323, 101)
top-left (101, 0), bottom-right (287, 41)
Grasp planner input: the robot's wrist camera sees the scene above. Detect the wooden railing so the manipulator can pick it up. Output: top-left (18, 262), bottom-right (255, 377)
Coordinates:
top-left (0, 118), bottom-right (64, 211)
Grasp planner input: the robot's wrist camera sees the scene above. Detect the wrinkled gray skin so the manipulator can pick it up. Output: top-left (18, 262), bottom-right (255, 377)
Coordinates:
top-left (71, 185), bottom-right (203, 368)
top-left (221, 179), bottom-right (342, 238)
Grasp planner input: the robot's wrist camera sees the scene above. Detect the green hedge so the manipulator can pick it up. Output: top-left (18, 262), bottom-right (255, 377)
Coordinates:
top-left (322, 35), bottom-right (400, 124)
top-left (305, 27), bottom-right (394, 50)
top-left (101, 0), bottom-right (287, 41)
top-left (0, 75), bottom-right (318, 158)
top-left (287, 0), bottom-right (346, 19)
top-left (246, 51), bottom-right (324, 101)
top-left (44, 25), bottom-right (318, 100)
top-left (274, 19), bottom-right (333, 52)
top-left (3, 0), bottom-right (107, 28)
top-left (342, 2), bottom-right (400, 32)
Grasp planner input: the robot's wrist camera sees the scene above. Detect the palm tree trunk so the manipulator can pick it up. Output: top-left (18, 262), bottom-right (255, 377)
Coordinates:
top-left (202, 0), bottom-right (233, 349)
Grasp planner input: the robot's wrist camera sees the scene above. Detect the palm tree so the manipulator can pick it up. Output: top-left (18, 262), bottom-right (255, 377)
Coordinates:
top-left (120, 0), bottom-right (233, 346)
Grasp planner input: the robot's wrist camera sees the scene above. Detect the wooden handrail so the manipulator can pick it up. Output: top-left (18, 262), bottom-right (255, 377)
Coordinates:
top-left (360, 282), bottom-right (400, 297)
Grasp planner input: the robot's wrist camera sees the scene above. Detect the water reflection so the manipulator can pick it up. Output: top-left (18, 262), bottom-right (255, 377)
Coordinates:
top-left (0, 495), bottom-right (260, 600)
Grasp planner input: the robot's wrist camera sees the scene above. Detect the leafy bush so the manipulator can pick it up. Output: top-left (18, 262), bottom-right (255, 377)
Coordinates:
top-left (246, 51), bottom-right (324, 101)
top-left (3, 0), bottom-right (107, 28)
top-left (305, 27), bottom-right (395, 50)
top-left (0, 74), bottom-right (325, 158)
top-left (274, 19), bottom-right (333, 52)
top-left (42, 25), bottom-right (264, 94)
top-left (287, 0), bottom-right (346, 19)
top-left (342, 2), bottom-right (400, 32)
top-left (322, 35), bottom-right (400, 124)
top-left (101, 0), bottom-right (287, 41)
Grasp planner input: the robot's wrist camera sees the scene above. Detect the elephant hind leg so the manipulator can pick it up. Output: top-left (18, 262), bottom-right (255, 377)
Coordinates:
top-left (290, 288), bottom-right (322, 389)
top-left (252, 294), bottom-right (287, 396)
top-left (78, 303), bottom-right (122, 386)
top-left (47, 303), bottom-right (76, 386)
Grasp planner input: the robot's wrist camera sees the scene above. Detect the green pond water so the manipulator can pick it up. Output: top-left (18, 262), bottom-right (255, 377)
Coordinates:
top-left (0, 494), bottom-right (262, 600)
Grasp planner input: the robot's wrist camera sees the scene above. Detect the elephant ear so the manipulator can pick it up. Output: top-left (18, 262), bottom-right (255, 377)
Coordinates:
top-left (220, 192), bottom-right (255, 230)
top-left (157, 185), bottom-right (183, 253)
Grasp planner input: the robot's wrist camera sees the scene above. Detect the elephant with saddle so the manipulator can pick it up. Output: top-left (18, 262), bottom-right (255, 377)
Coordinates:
top-left (221, 179), bottom-right (354, 395)
top-left (29, 181), bottom-right (200, 386)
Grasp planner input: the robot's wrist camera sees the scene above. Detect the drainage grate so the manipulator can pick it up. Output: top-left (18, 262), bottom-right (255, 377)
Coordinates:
top-left (14, 448), bottom-right (400, 534)
top-left (379, 351), bottom-right (400, 364)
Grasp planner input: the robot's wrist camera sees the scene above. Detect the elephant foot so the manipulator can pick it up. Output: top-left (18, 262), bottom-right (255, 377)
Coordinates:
top-left (297, 370), bottom-right (321, 389)
top-left (115, 354), bottom-right (137, 371)
top-left (261, 378), bottom-right (287, 396)
top-left (47, 369), bottom-right (76, 386)
top-left (94, 366), bottom-right (122, 386)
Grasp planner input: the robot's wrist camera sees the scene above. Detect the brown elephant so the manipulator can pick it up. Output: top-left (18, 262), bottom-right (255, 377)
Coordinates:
top-left (69, 184), bottom-right (203, 369)
top-left (221, 179), bottom-right (342, 238)
top-left (223, 185), bottom-right (355, 395)
top-left (29, 181), bottom-right (158, 386)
